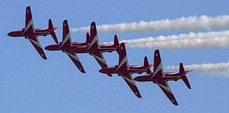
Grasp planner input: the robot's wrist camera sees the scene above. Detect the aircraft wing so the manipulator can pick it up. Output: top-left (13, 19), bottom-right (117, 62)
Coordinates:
top-left (116, 43), bottom-right (128, 71)
top-left (155, 80), bottom-right (178, 105)
top-left (64, 50), bottom-right (86, 73)
top-left (151, 49), bottom-right (164, 78)
top-left (120, 73), bottom-right (142, 98)
top-left (90, 52), bottom-right (108, 68)
top-left (26, 36), bottom-right (47, 60)
top-left (24, 6), bottom-right (34, 33)
top-left (88, 22), bottom-right (99, 50)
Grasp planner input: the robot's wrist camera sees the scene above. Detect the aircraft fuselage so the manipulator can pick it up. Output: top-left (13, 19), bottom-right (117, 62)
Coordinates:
top-left (134, 73), bottom-right (182, 82)
top-left (7, 28), bottom-right (52, 37)
top-left (99, 66), bottom-right (148, 75)
top-left (45, 44), bottom-right (118, 53)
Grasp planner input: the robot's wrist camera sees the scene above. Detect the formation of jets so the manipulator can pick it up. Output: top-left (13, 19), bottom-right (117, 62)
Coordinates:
top-left (8, 6), bottom-right (193, 106)
top-left (45, 21), bottom-right (121, 73)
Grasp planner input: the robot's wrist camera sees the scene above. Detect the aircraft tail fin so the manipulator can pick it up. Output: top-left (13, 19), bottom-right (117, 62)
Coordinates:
top-left (48, 19), bottom-right (54, 30)
top-left (61, 20), bottom-right (72, 48)
top-left (143, 56), bottom-right (152, 74)
top-left (179, 63), bottom-right (191, 89)
top-left (114, 35), bottom-right (120, 47)
top-left (144, 56), bottom-right (149, 67)
top-left (48, 19), bottom-right (58, 43)
top-left (86, 32), bottom-right (91, 44)
top-left (88, 22), bottom-right (99, 50)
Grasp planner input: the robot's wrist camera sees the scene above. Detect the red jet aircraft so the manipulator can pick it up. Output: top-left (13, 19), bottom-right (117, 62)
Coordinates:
top-left (45, 21), bottom-right (120, 73)
top-left (99, 43), bottom-right (153, 98)
top-left (45, 20), bottom-right (86, 73)
top-left (134, 49), bottom-right (192, 105)
top-left (86, 22), bottom-right (121, 71)
top-left (7, 6), bottom-right (58, 59)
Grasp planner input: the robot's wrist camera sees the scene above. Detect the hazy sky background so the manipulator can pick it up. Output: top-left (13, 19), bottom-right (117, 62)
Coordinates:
top-left (1, 0), bottom-right (229, 113)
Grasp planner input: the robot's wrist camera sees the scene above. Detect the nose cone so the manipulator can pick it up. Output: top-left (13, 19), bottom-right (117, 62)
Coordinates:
top-left (133, 76), bottom-right (141, 81)
top-left (45, 44), bottom-right (62, 51)
top-left (44, 45), bottom-right (53, 50)
top-left (99, 68), bottom-right (109, 74)
top-left (7, 32), bottom-right (14, 37)
top-left (99, 69), bottom-right (104, 73)
top-left (7, 30), bottom-right (24, 37)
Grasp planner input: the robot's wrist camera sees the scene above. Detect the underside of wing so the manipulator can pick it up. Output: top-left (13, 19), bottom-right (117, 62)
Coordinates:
top-left (120, 73), bottom-right (142, 98)
top-left (88, 22), bottom-right (99, 50)
top-left (155, 80), bottom-right (178, 105)
top-left (90, 52), bottom-right (108, 68)
top-left (26, 36), bottom-right (47, 60)
top-left (64, 50), bottom-right (86, 73)
top-left (151, 49), bottom-right (164, 78)
top-left (61, 20), bottom-right (72, 48)
top-left (25, 6), bottom-right (34, 33)
top-left (116, 43), bottom-right (128, 71)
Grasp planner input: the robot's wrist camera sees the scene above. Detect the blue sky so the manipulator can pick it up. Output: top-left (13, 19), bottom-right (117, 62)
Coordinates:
top-left (1, 0), bottom-right (229, 113)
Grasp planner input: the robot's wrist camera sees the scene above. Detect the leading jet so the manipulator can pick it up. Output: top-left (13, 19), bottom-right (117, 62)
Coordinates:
top-left (7, 6), bottom-right (58, 59)
top-left (134, 49), bottom-right (192, 105)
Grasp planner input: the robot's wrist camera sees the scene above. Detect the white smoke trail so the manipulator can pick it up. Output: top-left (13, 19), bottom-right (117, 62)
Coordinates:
top-left (71, 15), bottom-right (229, 33)
top-left (166, 62), bottom-right (229, 78)
top-left (115, 30), bottom-right (229, 49)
